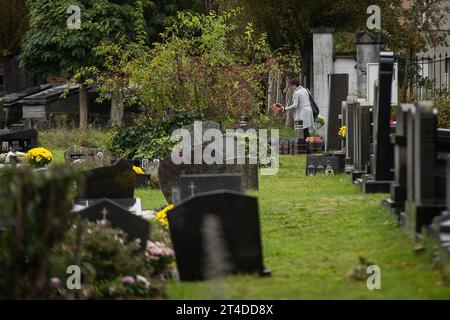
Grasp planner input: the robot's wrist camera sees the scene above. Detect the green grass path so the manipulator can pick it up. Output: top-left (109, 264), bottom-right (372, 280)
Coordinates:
top-left (164, 155), bottom-right (450, 299)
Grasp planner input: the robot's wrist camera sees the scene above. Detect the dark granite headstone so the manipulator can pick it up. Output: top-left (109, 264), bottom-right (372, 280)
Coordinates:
top-left (179, 174), bottom-right (242, 202)
top-left (168, 190), bottom-right (268, 281)
top-left (357, 51), bottom-right (394, 193)
top-left (158, 136), bottom-right (258, 203)
top-left (326, 74), bottom-right (349, 151)
top-left (0, 129), bottom-right (38, 152)
top-left (383, 104), bottom-right (412, 214)
top-left (76, 198), bottom-right (150, 249)
top-left (345, 96), bottom-right (357, 172)
top-left (403, 101), bottom-right (446, 238)
top-left (181, 121), bottom-right (221, 146)
top-left (77, 159), bottom-right (135, 199)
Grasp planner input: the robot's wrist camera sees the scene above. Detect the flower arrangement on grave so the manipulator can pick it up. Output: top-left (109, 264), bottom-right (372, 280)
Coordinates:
top-left (133, 165), bottom-right (145, 175)
top-left (338, 126), bottom-right (347, 139)
top-left (156, 204), bottom-right (174, 229)
top-left (49, 220), bottom-right (168, 299)
top-left (145, 241), bottom-right (175, 275)
top-left (315, 115), bottom-right (326, 128)
top-left (25, 147), bottom-right (53, 166)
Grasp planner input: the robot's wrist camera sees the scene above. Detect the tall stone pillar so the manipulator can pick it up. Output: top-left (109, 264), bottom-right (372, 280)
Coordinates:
top-left (311, 28), bottom-right (334, 137)
top-left (355, 32), bottom-right (385, 97)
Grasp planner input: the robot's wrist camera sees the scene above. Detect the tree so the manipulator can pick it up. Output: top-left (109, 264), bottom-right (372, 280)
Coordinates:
top-left (382, 0), bottom-right (450, 101)
top-left (143, 0), bottom-right (205, 44)
top-left (101, 10), bottom-right (271, 121)
top-left (216, 0), bottom-right (450, 102)
top-left (20, 0), bottom-right (147, 129)
top-left (0, 0), bottom-right (29, 62)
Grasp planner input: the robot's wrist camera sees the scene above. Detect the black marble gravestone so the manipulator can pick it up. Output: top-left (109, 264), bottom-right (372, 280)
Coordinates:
top-left (357, 51), bottom-right (394, 193)
top-left (327, 74), bottom-right (349, 151)
top-left (76, 198), bottom-right (150, 249)
top-left (168, 190), bottom-right (269, 281)
top-left (403, 102), bottom-right (447, 238)
top-left (179, 174), bottom-right (242, 203)
top-left (383, 104), bottom-right (412, 215)
top-left (77, 159), bottom-right (135, 199)
top-left (345, 96), bottom-right (357, 173)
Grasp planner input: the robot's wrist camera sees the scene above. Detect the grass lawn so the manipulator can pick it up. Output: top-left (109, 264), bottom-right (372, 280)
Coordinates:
top-left (49, 148), bottom-right (450, 299)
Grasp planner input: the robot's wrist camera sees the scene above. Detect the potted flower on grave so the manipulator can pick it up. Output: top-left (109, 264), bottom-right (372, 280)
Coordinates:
top-left (338, 125), bottom-right (347, 153)
top-left (24, 147), bottom-right (53, 168)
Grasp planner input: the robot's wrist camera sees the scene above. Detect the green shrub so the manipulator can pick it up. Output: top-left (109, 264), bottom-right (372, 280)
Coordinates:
top-left (49, 220), bottom-right (169, 300)
top-left (39, 127), bottom-right (113, 150)
top-left (107, 113), bottom-right (198, 160)
top-left (434, 91), bottom-right (450, 129)
top-left (0, 166), bottom-right (81, 299)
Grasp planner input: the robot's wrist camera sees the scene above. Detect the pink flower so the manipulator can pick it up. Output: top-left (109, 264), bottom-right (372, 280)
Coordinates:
top-left (122, 276), bottom-right (135, 285)
top-left (50, 277), bottom-right (62, 288)
top-left (390, 119), bottom-right (396, 126)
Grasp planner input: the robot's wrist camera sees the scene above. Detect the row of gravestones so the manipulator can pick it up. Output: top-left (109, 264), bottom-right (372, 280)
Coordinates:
top-left (341, 50), bottom-right (450, 262)
top-left (66, 121), bottom-right (268, 281)
top-left (382, 102), bottom-right (450, 259)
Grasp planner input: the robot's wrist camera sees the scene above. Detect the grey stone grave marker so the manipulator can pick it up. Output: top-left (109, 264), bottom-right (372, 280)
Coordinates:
top-left (64, 146), bottom-right (114, 169)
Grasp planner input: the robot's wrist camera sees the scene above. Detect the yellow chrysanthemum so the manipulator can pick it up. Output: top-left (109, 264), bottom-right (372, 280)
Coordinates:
top-left (133, 166), bottom-right (144, 175)
top-left (338, 126), bottom-right (347, 138)
top-left (25, 147), bottom-right (53, 166)
top-left (156, 204), bottom-right (174, 229)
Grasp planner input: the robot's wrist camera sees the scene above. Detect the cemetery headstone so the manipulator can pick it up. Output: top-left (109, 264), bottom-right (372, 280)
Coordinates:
top-left (345, 96), bottom-right (357, 173)
top-left (383, 104), bottom-right (412, 214)
top-left (75, 198), bottom-right (150, 249)
top-left (352, 100), bottom-right (372, 181)
top-left (64, 146), bottom-right (115, 169)
top-left (168, 190), bottom-right (268, 281)
top-left (326, 74), bottom-right (349, 151)
top-left (181, 121), bottom-right (221, 146)
top-left (179, 174), bottom-right (242, 202)
top-left (77, 159), bottom-right (135, 199)
top-left (403, 101), bottom-right (446, 238)
top-left (0, 129), bottom-right (38, 152)
top-left (356, 51), bottom-right (394, 193)
top-left (158, 137), bottom-right (258, 203)
top-left (73, 198), bottom-right (143, 217)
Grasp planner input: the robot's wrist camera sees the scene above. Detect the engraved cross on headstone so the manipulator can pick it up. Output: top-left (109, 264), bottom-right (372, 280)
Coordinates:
top-left (101, 207), bottom-right (109, 221)
top-left (188, 182), bottom-right (197, 197)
